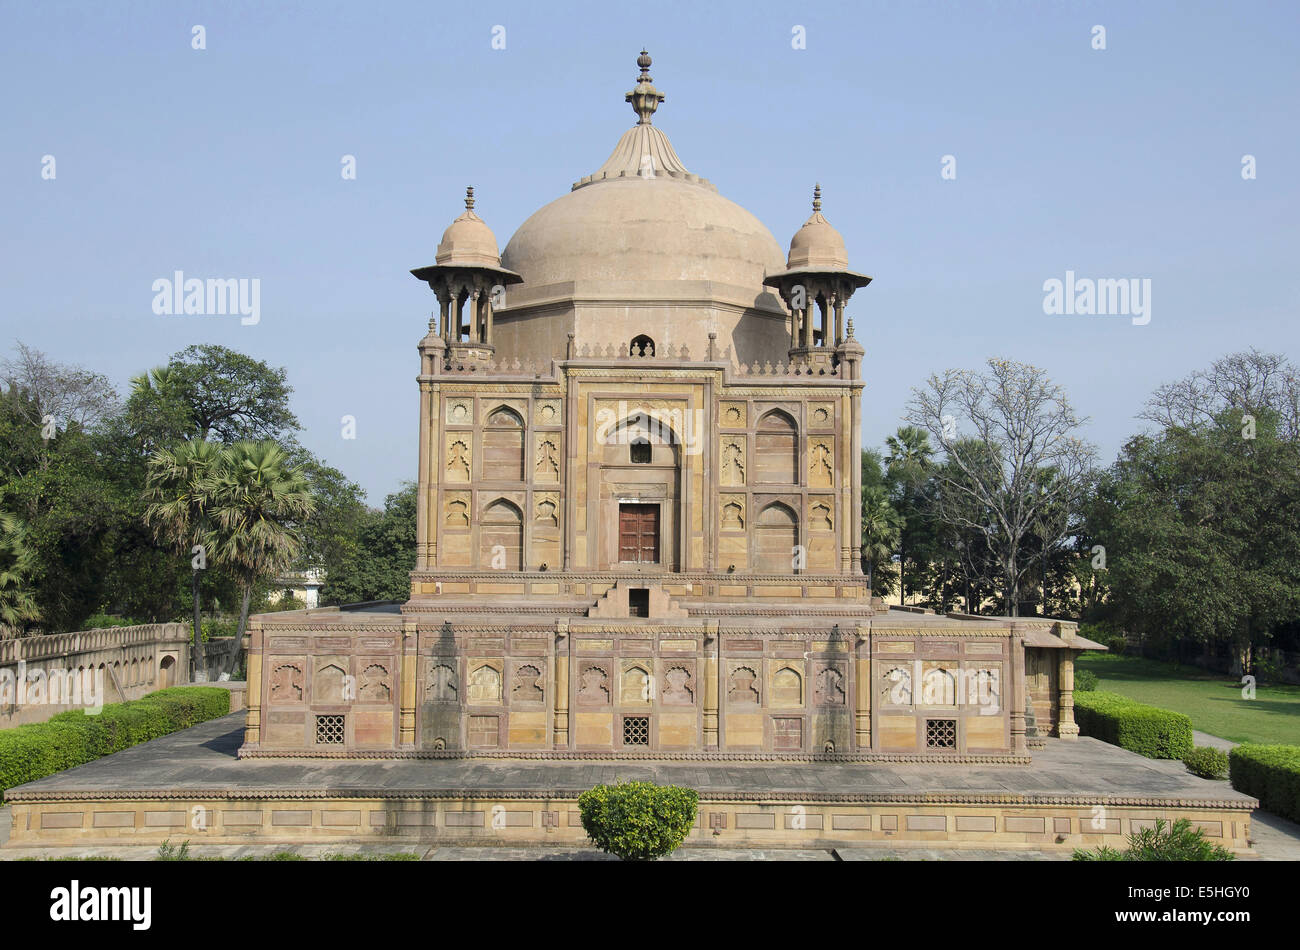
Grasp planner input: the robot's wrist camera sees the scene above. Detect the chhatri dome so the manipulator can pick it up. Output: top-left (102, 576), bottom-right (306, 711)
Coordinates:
top-left (418, 51), bottom-right (866, 367)
top-left (434, 186), bottom-right (504, 268)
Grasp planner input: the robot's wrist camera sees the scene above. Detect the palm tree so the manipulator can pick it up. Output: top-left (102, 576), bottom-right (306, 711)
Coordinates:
top-left (0, 512), bottom-right (41, 635)
top-left (142, 439), bottom-right (224, 679)
top-left (860, 485), bottom-right (903, 597)
top-left (206, 442), bottom-right (316, 675)
top-left (885, 425), bottom-right (934, 605)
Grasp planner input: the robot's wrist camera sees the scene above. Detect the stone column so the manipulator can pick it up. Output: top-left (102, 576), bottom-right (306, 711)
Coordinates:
top-left (469, 290), bottom-right (482, 343)
top-left (484, 288), bottom-right (494, 347)
top-left (834, 298), bottom-right (845, 346)
top-left (855, 625), bottom-right (871, 750)
top-left (803, 299), bottom-right (814, 348)
top-left (789, 298), bottom-right (799, 351)
top-left (416, 367), bottom-right (432, 571)
top-left (1057, 650), bottom-right (1079, 739)
top-left (703, 622), bottom-right (719, 749)
top-left (438, 289), bottom-right (452, 346)
top-left (243, 621), bottom-right (263, 746)
top-left (1009, 633), bottom-right (1027, 754)
top-left (554, 621), bottom-right (569, 747)
top-left (399, 621), bottom-right (418, 748)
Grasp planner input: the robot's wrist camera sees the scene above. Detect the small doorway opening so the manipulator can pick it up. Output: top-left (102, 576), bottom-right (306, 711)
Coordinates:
top-left (618, 503), bottom-right (660, 564)
top-left (628, 588), bottom-right (650, 617)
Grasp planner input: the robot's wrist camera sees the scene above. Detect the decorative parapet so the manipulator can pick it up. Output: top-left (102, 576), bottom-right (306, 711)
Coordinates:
top-left (0, 623), bottom-right (191, 665)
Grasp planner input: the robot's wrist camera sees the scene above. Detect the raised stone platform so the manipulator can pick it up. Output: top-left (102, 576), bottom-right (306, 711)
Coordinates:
top-left (4, 713), bottom-right (1258, 853)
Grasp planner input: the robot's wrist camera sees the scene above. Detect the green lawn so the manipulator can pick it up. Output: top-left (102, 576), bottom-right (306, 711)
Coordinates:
top-left (1075, 653), bottom-right (1300, 745)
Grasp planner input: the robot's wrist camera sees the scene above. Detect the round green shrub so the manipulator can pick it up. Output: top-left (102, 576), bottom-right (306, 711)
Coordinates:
top-left (1074, 818), bottom-right (1233, 861)
top-left (1073, 669), bottom-right (1099, 692)
top-left (578, 781), bottom-right (699, 860)
top-left (1183, 746), bottom-right (1229, 780)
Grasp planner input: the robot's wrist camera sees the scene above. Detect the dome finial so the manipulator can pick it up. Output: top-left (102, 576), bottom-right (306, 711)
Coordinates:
top-left (465, 186), bottom-right (475, 212)
top-left (812, 183), bottom-right (822, 213)
top-left (626, 49), bottom-right (665, 125)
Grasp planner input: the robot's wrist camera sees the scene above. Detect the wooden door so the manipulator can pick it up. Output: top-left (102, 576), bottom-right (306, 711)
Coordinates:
top-left (618, 504), bottom-right (660, 563)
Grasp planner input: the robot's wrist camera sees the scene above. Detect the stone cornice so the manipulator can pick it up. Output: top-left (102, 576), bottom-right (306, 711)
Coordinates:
top-left (9, 784), bottom-right (1257, 811)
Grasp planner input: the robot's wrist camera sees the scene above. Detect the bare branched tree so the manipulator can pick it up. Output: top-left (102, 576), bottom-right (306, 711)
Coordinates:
top-left (1, 341), bottom-right (119, 431)
top-left (906, 358), bottom-right (1097, 616)
top-left (1140, 348), bottom-right (1300, 441)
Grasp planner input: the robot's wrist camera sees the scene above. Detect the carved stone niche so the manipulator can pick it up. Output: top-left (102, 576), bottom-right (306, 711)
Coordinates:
top-left (661, 663), bottom-right (696, 705)
top-left (576, 664), bottom-right (610, 705)
top-left (425, 659), bottom-right (458, 703)
top-left (534, 400), bottom-right (561, 427)
top-left (720, 494), bottom-right (745, 531)
top-left (720, 436), bottom-right (746, 487)
top-left (807, 437), bottom-right (834, 489)
top-left (814, 664), bottom-right (847, 706)
top-left (511, 662), bottom-right (546, 705)
top-left (720, 402), bottom-right (747, 428)
top-left (446, 400), bottom-right (473, 426)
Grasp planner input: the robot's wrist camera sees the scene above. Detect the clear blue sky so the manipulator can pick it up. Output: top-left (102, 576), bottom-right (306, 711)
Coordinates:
top-left (3, 0), bottom-right (1297, 503)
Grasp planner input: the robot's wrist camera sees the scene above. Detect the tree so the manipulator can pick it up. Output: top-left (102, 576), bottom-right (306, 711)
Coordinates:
top-left (142, 440), bottom-right (225, 679)
top-left (885, 425), bottom-right (933, 605)
top-left (1090, 408), bottom-right (1300, 672)
top-left (206, 442), bottom-right (316, 673)
top-left (287, 448), bottom-right (369, 585)
top-left (0, 342), bottom-right (119, 437)
top-left (126, 345), bottom-right (299, 446)
top-left (907, 359), bottom-right (1097, 616)
top-left (321, 483), bottom-right (417, 605)
top-left (0, 512), bottom-right (41, 634)
top-left (860, 484), bottom-right (902, 597)
top-left (1141, 348), bottom-right (1299, 442)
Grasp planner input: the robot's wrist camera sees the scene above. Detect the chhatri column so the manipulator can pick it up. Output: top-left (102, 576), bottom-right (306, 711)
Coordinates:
top-left (1009, 631), bottom-right (1027, 754)
top-left (1058, 650), bottom-right (1080, 740)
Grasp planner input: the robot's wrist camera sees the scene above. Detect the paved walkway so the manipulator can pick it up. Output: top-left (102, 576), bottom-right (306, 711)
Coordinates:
top-left (5, 713), bottom-right (1258, 804)
top-left (1193, 730), bottom-right (1239, 752)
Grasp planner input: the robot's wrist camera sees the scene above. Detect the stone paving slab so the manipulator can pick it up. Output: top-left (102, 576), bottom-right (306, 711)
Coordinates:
top-left (5, 713), bottom-right (1258, 805)
top-left (835, 848), bottom-right (1070, 861)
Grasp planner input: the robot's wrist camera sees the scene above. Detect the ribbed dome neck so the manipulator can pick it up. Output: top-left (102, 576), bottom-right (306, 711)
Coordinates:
top-left (572, 124), bottom-right (715, 192)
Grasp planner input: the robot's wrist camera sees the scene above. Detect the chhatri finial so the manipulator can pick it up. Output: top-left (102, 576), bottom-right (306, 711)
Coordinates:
top-left (846, 317), bottom-right (855, 340)
top-left (812, 183), bottom-right (822, 213)
top-left (626, 49), bottom-right (665, 125)
top-left (464, 186), bottom-right (475, 213)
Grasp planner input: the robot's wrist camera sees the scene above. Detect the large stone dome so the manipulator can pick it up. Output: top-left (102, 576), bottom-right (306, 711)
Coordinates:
top-left (501, 176), bottom-right (785, 290)
top-left (486, 51), bottom-right (795, 365)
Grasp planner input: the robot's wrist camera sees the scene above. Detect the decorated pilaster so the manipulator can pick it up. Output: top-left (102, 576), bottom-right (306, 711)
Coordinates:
top-left (703, 620), bottom-right (719, 749)
top-left (399, 620), bottom-right (418, 747)
top-left (554, 619), bottom-right (570, 747)
top-left (242, 620), bottom-right (263, 749)
top-left (855, 624), bottom-right (872, 749)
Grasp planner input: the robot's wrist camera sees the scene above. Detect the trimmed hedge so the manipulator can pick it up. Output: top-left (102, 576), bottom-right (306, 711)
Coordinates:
top-left (578, 781), bottom-right (699, 860)
top-left (1229, 744), bottom-right (1300, 824)
top-left (1183, 746), bottom-right (1229, 780)
top-left (1073, 669), bottom-right (1099, 692)
top-left (0, 687), bottom-right (232, 801)
top-left (1073, 690), bottom-right (1193, 759)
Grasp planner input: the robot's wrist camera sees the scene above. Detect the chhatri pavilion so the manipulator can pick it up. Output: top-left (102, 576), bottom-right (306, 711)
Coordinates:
top-left (240, 52), bottom-right (1098, 761)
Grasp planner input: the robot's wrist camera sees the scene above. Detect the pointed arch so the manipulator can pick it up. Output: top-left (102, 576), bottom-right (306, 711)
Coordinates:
top-left (485, 405), bottom-right (525, 478)
top-left (756, 410), bottom-right (798, 484)
top-left (755, 501), bottom-right (799, 572)
top-left (480, 498), bottom-right (523, 569)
